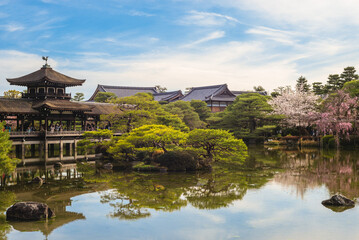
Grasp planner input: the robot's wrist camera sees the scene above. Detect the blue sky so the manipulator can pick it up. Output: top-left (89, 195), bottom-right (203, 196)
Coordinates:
top-left (1, 0), bottom-right (359, 98)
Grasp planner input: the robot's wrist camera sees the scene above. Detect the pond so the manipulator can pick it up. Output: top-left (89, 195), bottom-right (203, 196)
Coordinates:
top-left (2, 146), bottom-right (359, 240)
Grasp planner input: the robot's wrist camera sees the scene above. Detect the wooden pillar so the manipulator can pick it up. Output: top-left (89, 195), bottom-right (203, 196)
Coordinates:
top-left (69, 142), bottom-right (73, 157)
top-left (21, 142), bottom-right (25, 163)
top-left (21, 117), bottom-right (24, 132)
top-left (74, 140), bottom-right (77, 160)
top-left (44, 141), bottom-right (48, 162)
top-left (60, 140), bottom-right (63, 161)
top-left (45, 117), bottom-right (48, 131)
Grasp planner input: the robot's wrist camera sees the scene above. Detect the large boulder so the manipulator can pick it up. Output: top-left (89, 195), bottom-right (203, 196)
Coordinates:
top-left (322, 194), bottom-right (355, 207)
top-left (6, 202), bottom-right (55, 221)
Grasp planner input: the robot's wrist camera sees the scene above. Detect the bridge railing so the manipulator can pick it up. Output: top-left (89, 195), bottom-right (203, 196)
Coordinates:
top-left (9, 130), bottom-right (122, 137)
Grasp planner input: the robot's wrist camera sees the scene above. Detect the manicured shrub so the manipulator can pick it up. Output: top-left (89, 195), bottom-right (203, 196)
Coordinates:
top-left (155, 150), bottom-right (198, 171)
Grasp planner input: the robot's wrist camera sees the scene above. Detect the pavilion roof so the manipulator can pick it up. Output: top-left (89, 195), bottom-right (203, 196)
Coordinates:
top-left (82, 102), bottom-right (119, 115)
top-left (7, 66), bottom-right (85, 87)
top-left (0, 98), bottom-right (39, 114)
top-left (32, 99), bottom-right (94, 112)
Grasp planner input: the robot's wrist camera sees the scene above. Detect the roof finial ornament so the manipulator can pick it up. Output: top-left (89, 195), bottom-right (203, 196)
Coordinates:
top-left (42, 56), bottom-right (50, 68)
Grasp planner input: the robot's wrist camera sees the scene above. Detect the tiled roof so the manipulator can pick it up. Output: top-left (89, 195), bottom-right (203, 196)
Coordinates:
top-left (7, 67), bottom-right (85, 87)
top-left (32, 99), bottom-right (94, 112)
top-left (88, 84), bottom-right (158, 101)
top-left (153, 90), bottom-right (183, 102)
top-left (82, 102), bottom-right (120, 115)
top-left (232, 91), bottom-right (267, 96)
top-left (0, 98), bottom-right (39, 114)
top-left (180, 84), bottom-right (236, 102)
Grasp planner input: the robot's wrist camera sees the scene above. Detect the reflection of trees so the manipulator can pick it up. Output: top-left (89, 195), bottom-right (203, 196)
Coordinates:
top-left (272, 148), bottom-right (359, 199)
top-left (184, 173), bottom-right (248, 209)
top-left (96, 171), bottom-right (274, 219)
top-left (101, 191), bottom-right (150, 220)
top-left (0, 191), bottom-right (16, 240)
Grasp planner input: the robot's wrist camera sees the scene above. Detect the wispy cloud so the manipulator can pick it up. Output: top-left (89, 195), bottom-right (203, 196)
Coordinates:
top-left (246, 26), bottom-right (299, 45)
top-left (1, 23), bottom-right (24, 32)
top-left (179, 10), bottom-right (239, 26)
top-left (183, 31), bottom-right (225, 47)
top-left (128, 10), bottom-right (155, 17)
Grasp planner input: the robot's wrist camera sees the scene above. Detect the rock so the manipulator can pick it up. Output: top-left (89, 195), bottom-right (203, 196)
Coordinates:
top-left (322, 194), bottom-right (355, 207)
top-left (6, 202), bottom-right (55, 221)
top-left (103, 163), bottom-right (113, 170)
top-left (31, 177), bottom-right (43, 185)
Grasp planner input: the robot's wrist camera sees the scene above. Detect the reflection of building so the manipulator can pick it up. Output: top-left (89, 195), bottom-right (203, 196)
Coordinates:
top-left (7, 163), bottom-right (101, 237)
top-left (1, 62), bottom-right (119, 165)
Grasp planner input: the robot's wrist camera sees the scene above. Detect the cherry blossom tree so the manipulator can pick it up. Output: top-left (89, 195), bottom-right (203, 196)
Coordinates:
top-left (314, 90), bottom-right (358, 147)
top-left (268, 85), bottom-right (319, 128)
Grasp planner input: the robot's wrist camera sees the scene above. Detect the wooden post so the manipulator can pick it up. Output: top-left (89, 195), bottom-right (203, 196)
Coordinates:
top-left (44, 141), bottom-right (48, 162)
top-left (21, 142), bottom-right (25, 163)
top-left (74, 140), bottom-right (77, 160)
top-left (60, 140), bottom-right (63, 161)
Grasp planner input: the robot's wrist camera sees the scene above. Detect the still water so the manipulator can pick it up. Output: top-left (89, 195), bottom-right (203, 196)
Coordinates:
top-left (2, 146), bottom-right (359, 240)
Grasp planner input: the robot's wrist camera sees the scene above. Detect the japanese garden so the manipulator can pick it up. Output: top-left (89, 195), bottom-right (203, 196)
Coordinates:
top-left (2, 1), bottom-right (359, 239)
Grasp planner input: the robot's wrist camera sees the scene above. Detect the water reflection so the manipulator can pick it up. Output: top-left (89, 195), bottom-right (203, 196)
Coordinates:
top-left (268, 147), bottom-right (359, 199)
top-left (4, 147), bottom-right (359, 239)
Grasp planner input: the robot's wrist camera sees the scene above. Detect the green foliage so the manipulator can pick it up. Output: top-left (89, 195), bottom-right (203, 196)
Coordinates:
top-left (0, 122), bottom-right (20, 177)
top-left (162, 101), bottom-right (205, 130)
top-left (83, 129), bottom-right (113, 139)
top-left (95, 92), bottom-right (117, 102)
top-left (3, 90), bottom-right (21, 99)
top-left (110, 125), bottom-right (186, 161)
top-left (253, 86), bottom-right (265, 92)
top-left (318, 67), bottom-right (359, 95)
top-left (322, 135), bottom-right (335, 148)
top-left (296, 76), bottom-right (310, 92)
top-left (343, 80), bottom-right (359, 97)
top-left (106, 93), bottom-right (188, 132)
top-left (72, 92), bottom-right (85, 101)
top-left (212, 93), bottom-right (281, 140)
top-left (78, 129), bottom-right (113, 155)
top-left (124, 125), bottom-right (186, 152)
top-left (190, 100), bottom-right (212, 121)
top-left (340, 66), bottom-right (358, 85)
top-left (155, 150), bottom-right (198, 171)
top-left (187, 129), bottom-right (248, 162)
top-left (0, 191), bottom-right (15, 238)
top-left (312, 82), bottom-right (325, 95)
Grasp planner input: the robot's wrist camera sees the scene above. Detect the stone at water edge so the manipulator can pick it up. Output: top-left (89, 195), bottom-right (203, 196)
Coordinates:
top-left (31, 176), bottom-right (44, 185)
top-left (321, 194), bottom-right (355, 206)
top-left (103, 163), bottom-right (113, 170)
top-left (6, 202), bottom-right (55, 221)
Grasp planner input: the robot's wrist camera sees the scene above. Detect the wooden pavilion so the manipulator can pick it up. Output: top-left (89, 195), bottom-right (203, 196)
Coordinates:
top-left (2, 63), bottom-right (115, 132)
top-left (1, 62), bottom-right (118, 165)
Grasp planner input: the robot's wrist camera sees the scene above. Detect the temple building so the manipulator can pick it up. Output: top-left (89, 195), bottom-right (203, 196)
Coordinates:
top-left (180, 84), bottom-right (237, 112)
top-left (88, 84), bottom-right (183, 103)
top-left (1, 62), bottom-right (118, 165)
top-left (87, 83), bottom-right (266, 112)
